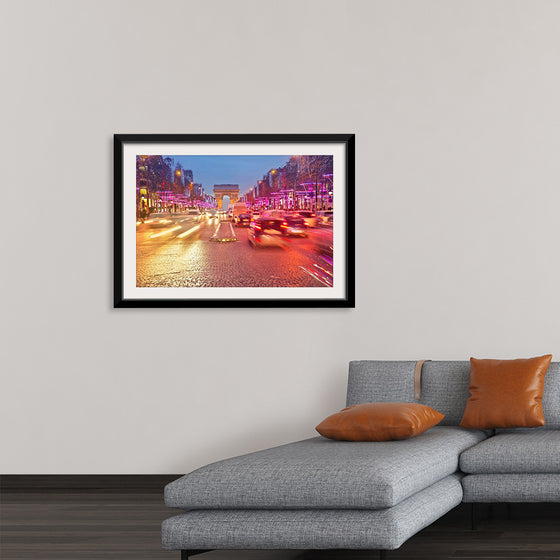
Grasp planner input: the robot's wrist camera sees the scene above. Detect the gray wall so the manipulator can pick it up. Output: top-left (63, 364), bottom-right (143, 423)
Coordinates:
top-left (2, 0), bottom-right (559, 473)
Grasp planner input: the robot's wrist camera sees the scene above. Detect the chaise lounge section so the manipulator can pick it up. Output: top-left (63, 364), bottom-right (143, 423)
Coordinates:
top-left (162, 360), bottom-right (560, 558)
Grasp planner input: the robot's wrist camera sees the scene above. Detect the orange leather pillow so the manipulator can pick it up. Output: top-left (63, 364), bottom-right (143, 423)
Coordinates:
top-left (460, 355), bottom-right (552, 429)
top-left (315, 402), bottom-right (445, 441)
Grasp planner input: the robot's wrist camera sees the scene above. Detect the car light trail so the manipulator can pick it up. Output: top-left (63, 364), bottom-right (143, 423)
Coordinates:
top-left (177, 225), bottom-right (200, 239)
top-left (150, 226), bottom-right (182, 239)
top-left (314, 263), bottom-right (333, 278)
top-left (299, 266), bottom-right (333, 287)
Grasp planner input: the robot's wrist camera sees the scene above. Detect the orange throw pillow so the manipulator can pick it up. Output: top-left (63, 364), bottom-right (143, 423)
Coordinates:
top-left (315, 402), bottom-right (445, 441)
top-left (460, 355), bottom-right (552, 429)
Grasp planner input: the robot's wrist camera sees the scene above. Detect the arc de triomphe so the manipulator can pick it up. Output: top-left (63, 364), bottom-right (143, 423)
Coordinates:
top-left (213, 184), bottom-right (239, 209)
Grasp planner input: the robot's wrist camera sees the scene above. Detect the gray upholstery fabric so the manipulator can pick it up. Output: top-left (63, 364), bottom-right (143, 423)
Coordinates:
top-left (462, 474), bottom-right (560, 502)
top-left (347, 361), bottom-right (471, 425)
top-left (460, 430), bottom-right (560, 474)
top-left (541, 362), bottom-right (560, 428)
top-left (165, 427), bottom-right (485, 510)
top-left (162, 474), bottom-right (463, 551)
top-left (347, 361), bottom-right (418, 404)
top-left (347, 360), bottom-right (560, 428)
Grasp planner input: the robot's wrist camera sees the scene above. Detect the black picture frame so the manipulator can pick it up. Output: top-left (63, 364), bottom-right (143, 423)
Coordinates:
top-left (114, 134), bottom-right (355, 308)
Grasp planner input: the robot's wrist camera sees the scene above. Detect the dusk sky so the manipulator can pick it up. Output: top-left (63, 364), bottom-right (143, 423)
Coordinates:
top-left (164, 155), bottom-right (292, 195)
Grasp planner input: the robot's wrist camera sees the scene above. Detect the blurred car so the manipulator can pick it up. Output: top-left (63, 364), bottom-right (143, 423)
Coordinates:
top-left (281, 216), bottom-right (307, 237)
top-left (312, 226), bottom-right (333, 256)
top-left (294, 210), bottom-right (317, 227)
top-left (248, 217), bottom-right (286, 248)
top-left (251, 211), bottom-right (261, 220)
top-left (186, 209), bottom-right (202, 221)
top-left (235, 213), bottom-right (252, 227)
top-left (316, 210), bottom-right (333, 226)
top-left (261, 209), bottom-right (285, 218)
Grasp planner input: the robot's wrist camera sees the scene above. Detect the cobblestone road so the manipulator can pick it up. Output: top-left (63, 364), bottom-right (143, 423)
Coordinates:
top-left (136, 214), bottom-right (333, 288)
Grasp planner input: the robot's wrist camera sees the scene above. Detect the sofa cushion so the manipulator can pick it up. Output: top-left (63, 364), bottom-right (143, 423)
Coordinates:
top-left (347, 361), bottom-right (472, 426)
top-left (162, 474), bottom-right (464, 551)
top-left (347, 361), bottom-right (560, 428)
top-left (315, 402), bottom-right (444, 441)
top-left (460, 430), bottom-right (560, 474)
top-left (165, 426), bottom-right (486, 510)
top-left (462, 473), bottom-right (560, 502)
top-left (460, 355), bottom-right (551, 429)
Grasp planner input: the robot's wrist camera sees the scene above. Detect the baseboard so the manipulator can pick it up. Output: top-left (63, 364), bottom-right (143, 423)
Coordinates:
top-left (0, 474), bottom-right (182, 491)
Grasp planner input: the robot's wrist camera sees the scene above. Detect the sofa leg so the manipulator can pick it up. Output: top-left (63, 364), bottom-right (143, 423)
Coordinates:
top-left (506, 503), bottom-right (512, 519)
top-left (180, 551), bottom-right (211, 559)
top-left (471, 503), bottom-right (478, 530)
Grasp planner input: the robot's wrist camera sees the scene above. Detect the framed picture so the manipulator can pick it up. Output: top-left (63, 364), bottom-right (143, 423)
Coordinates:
top-left (114, 134), bottom-right (355, 308)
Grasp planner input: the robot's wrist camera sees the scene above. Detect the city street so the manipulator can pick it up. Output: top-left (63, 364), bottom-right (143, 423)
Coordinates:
top-left (136, 213), bottom-right (333, 288)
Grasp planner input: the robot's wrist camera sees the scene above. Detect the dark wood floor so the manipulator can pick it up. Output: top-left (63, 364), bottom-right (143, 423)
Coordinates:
top-left (1, 490), bottom-right (559, 559)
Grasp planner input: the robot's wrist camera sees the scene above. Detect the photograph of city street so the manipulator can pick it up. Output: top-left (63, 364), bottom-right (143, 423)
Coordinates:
top-left (135, 154), bottom-right (335, 289)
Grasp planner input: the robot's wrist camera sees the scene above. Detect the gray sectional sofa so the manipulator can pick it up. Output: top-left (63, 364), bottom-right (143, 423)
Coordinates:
top-left (162, 360), bottom-right (560, 558)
